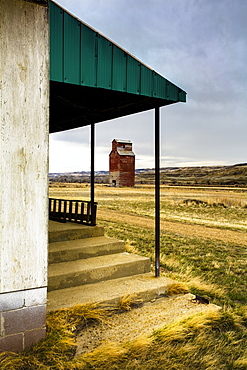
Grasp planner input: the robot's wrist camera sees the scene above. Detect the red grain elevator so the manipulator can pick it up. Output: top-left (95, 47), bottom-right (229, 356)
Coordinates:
top-left (109, 139), bottom-right (135, 187)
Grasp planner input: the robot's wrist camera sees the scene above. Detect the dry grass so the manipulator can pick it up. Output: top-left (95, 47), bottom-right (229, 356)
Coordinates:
top-left (165, 282), bottom-right (190, 296)
top-left (0, 304), bottom-right (106, 370)
top-left (3, 184), bottom-right (243, 369)
top-left (23, 305), bottom-right (247, 370)
top-left (50, 183), bottom-right (247, 232)
top-left (77, 307), bottom-right (247, 370)
top-left (118, 293), bottom-right (143, 311)
top-left (181, 196), bottom-right (247, 209)
top-left (186, 277), bottom-right (226, 300)
top-left (125, 239), bottom-right (140, 255)
top-left (205, 196), bottom-right (247, 208)
top-left (1, 298), bottom-right (247, 370)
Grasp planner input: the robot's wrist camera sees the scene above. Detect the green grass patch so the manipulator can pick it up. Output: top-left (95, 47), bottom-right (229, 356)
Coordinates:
top-left (100, 219), bottom-right (247, 308)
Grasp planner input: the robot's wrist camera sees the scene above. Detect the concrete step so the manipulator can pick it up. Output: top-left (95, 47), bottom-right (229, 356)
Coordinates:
top-left (49, 236), bottom-right (126, 264)
top-left (48, 220), bottom-right (104, 243)
top-left (48, 253), bottom-right (151, 292)
top-left (47, 273), bottom-right (177, 311)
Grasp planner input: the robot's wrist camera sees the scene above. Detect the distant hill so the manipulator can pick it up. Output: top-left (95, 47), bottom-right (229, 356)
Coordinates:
top-left (49, 163), bottom-right (247, 187)
top-left (49, 171), bottom-right (109, 184)
top-left (136, 163), bottom-right (247, 186)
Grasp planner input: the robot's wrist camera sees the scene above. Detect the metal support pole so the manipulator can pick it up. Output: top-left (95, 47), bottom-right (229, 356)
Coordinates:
top-left (155, 107), bottom-right (160, 277)
top-left (91, 122), bottom-right (95, 225)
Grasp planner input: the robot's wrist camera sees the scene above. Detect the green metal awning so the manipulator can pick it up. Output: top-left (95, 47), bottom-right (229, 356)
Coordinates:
top-left (49, 1), bottom-right (186, 133)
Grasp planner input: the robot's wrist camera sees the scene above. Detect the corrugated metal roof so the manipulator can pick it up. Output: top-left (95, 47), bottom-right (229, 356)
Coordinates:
top-left (49, 1), bottom-right (186, 133)
top-left (114, 139), bottom-right (132, 144)
top-left (117, 150), bottom-right (135, 157)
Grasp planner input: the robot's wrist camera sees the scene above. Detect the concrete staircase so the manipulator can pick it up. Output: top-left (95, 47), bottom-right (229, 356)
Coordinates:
top-left (47, 221), bottom-right (175, 311)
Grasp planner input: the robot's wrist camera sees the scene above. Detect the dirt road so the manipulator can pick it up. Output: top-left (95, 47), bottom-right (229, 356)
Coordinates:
top-left (97, 209), bottom-right (247, 246)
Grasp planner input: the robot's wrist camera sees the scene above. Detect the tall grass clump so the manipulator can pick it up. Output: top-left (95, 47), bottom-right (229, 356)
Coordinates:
top-left (0, 304), bottom-right (106, 370)
top-left (2, 307), bottom-right (247, 370)
top-left (77, 308), bottom-right (247, 370)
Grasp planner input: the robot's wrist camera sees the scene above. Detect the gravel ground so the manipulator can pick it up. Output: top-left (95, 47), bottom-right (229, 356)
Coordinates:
top-left (76, 293), bottom-right (219, 356)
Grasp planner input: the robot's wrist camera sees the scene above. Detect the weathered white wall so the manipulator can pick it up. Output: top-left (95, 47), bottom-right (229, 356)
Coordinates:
top-left (0, 0), bottom-right (49, 292)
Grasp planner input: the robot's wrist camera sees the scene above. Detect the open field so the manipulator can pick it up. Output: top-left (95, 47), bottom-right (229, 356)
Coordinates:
top-left (50, 183), bottom-right (247, 307)
top-left (50, 183), bottom-right (247, 231)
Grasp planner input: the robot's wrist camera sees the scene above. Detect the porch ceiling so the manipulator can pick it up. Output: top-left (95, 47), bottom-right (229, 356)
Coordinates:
top-left (50, 81), bottom-right (180, 133)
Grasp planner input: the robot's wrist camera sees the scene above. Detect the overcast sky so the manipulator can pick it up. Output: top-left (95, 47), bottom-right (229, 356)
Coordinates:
top-left (49, 0), bottom-right (247, 173)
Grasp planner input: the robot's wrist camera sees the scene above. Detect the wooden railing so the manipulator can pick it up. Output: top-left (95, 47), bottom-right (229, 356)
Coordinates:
top-left (49, 198), bottom-right (97, 226)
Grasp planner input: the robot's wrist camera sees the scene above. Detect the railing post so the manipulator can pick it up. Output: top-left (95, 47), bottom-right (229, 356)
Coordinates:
top-left (92, 203), bottom-right (97, 225)
top-left (63, 200), bottom-right (67, 221)
top-left (58, 199), bottom-right (62, 221)
top-left (80, 202), bottom-right (84, 223)
top-left (86, 202), bottom-right (90, 223)
top-left (69, 200), bottom-right (73, 221)
top-left (75, 202), bottom-right (78, 222)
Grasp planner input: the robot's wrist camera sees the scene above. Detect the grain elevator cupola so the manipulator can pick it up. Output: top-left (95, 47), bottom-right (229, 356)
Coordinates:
top-left (109, 139), bottom-right (135, 187)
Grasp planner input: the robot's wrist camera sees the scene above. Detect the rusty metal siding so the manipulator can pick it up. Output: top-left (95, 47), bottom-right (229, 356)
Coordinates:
top-left (49, 1), bottom-right (186, 103)
top-left (119, 156), bottom-right (135, 187)
top-left (109, 151), bottom-right (120, 173)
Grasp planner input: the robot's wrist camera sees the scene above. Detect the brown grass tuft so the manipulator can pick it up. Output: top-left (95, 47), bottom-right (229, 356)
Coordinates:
top-left (118, 293), bottom-right (143, 311)
top-left (1, 306), bottom-right (247, 370)
top-left (166, 282), bottom-right (190, 296)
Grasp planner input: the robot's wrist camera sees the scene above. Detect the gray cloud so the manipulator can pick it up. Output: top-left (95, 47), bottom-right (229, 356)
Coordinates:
top-left (50, 0), bottom-right (247, 171)
top-left (51, 126), bottom-right (90, 144)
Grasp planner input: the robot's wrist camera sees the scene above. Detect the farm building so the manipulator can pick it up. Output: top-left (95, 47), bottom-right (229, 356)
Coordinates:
top-left (109, 139), bottom-right (135, 187)
top-left (0, 0), bottom-right (186, 352)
